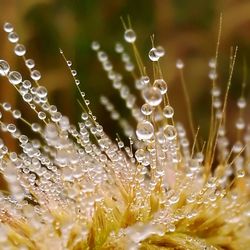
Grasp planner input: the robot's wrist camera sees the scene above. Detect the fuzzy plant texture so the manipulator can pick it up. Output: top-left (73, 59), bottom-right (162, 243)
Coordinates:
top-left (0, 20), bottom-right (250, 250)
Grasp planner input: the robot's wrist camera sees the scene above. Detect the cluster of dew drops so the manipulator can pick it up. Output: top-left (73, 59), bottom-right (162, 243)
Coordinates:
top-left (0, 20), bottom-right (249, 248)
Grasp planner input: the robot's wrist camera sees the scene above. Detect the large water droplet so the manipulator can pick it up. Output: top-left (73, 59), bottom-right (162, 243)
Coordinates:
top-left (8, 71), bottom-right (22, 85)
top-left (136, 120), bottom-right (154, 140)
top-left (142, 87), bottom-right (162, 106)
top-left (0, 60), bottom-right (10, 76)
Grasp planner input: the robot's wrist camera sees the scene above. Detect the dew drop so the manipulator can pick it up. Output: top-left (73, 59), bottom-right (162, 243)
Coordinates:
top-left (153, 79), bottom-right (167, 94)
top-left (155, 46), bottom-right (165, 57)
top-left (0, 60), bottom-right (10, 76)
top-left (38, 111), bottom-right (46, 120)
top-left (31, 70), bottom-right (41, 81)
top-left (176, 59), bottom-right (184, 69)
top-left (124, 29), bottom-right (136, 43)
top-left (3, 22), bottom-right (13, 33)
top-left (135, 149), bottom-right (146, 162)
top-left (163, 105), bottom-right (174, 118)
top-left (136, 120), bottom-right (154, 140)
top-left (148, 48), bottom-right (159, 62)
top-left (91, 41), bottom-right (100, 51)
top-left (25, 59), bottom-right (35, 69)
top-left (142, 87), bottom-right (162, 106)
top-left (115, 43), bottom-right (124, 53)
top-left (141, 103), bottom-right (153, 116)
top-left (12, 110), bottom-right (21, 119)
top-left (14, 44), bottom-right (26, 56)
top-left (236, 169), bottom-right (245, 178)
top-left (8, 31), bottom-right (19, 43)
top-left (237, 97), bottom-right (246, 109)
top-left (8, 71), bottom-right (22, 85)
top-left (36, 86), bottom-right (47, 98)
top-left (7, 124), bottom-right (16, 133)
top-left (164, 125), bottom-right (177, 141)
top-left (23, 93), bottom-right (33, 103)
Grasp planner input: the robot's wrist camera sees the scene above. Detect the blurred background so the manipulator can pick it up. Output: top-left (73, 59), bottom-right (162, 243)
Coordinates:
top-left (0, 0), bottom-right (250, 150)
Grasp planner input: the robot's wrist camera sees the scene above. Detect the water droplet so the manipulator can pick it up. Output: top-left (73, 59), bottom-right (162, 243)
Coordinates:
top-left (136, 120), bottom-right (154, 140)
top-left (36, 86), bottom-right (47, 98)
top-left (31, 70), bottom-right (41, 81)
top-left (209, 58), bottom-right (216, 68)
top-left (211, 86), bottom-right (221, 97)
top-left (155, 46), bottom-right (165, 57)
top-left (236, 118), bottom-right (245, 130)
top-left (115, 43), bottom-right (124, 53)
top-left (135, 149), bottom-right (146, 162)
top-left (91, 41), bottom-right (100, 51)
top-left (176, 59), bottom-right (184, 69)
top-left (237, 97), bottom-right (246, 109)
top-left (163, 105), bottom-right (174, 118)
top-left (148, 48), bottom-right (159, 62)
top-left (141, 103), bottom-right (153, 116)
top-left (8, 31), bottom-right (19, 43)
top-left (142, 87), bottom-right (162, 106)
top-left (2, 102), bottom-right (11, 111)
top-left (153, 79), bottom-right (167, 94)
top-left (208, 69), bottom-right (217, 80)
top-left (169, 194), bottom-right (180, 204)
top-left (12, 110), bottom-right (21, 119)
top-left (14, 44), bottom-right (26, 56)
top-left (0, 60), bottom-right (10, 76)
top-left (38, 111), bottom-right (46, 120)
top-left (8, 71), bottom-right (22, 85)
top-left (25, 59), bottom-right (35, 69)
top-left (124, 29), bottom-right (136, 43)
top-left (164, 125), bottom-right (177, 140)
top-left (236, 169), bottom-right (245, 178)
top-left (22, 80), bottom-right (32, 89)
top-left (23, 93), bottom-right (32, 103)
top-left (7, 124), bottom-right (16, 133)
top-left (71, 70), bottom-right (77, 76)
top-left (3, 22), bottom-right (13, 33)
